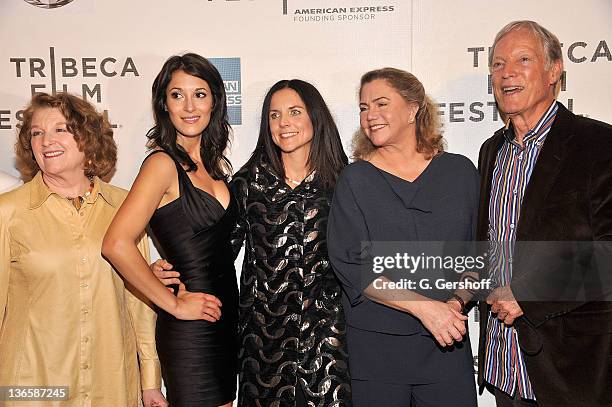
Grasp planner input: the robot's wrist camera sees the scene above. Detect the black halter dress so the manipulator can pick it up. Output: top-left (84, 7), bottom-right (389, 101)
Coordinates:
top-left (147, 150), bottom-right (238, 406)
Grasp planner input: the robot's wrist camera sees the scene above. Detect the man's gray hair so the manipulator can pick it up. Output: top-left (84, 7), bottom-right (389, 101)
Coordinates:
top-left (490, 20), bottom-right (563, 70)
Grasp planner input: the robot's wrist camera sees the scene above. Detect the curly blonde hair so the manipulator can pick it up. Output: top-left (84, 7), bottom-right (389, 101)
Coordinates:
top-left (16, 93), bottom-right (117, 181)
top-left (353, 67), bottom-right (444, 160)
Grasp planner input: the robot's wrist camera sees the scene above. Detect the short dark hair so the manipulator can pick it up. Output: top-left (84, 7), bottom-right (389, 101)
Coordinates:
top-left (246, 79), bottom-right (348, 188)
top-left (16, 92), bottom-right (117, 180)
top-left (146, 53), bottom-right (232, 179)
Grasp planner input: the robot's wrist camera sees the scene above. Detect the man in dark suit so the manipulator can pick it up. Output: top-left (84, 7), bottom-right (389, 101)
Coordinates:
top-left (477, 20), bottom-right (612, 407)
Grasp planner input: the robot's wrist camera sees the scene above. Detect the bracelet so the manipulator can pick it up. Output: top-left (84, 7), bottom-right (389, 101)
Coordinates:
top-left (449, 294), bottom-right (466, 313)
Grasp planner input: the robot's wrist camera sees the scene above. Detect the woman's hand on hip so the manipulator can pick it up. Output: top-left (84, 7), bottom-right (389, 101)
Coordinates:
top-left (173, 283), bottom-right (223, 322)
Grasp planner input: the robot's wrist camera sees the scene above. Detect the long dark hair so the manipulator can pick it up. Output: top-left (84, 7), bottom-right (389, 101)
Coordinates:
top-left (246, 79), bottom-right (347, 188)
top-left (147, 53), bottom-right (231, 179)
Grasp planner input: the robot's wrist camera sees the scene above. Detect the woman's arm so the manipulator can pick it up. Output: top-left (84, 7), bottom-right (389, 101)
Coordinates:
top-left (124, 233), bottom-right (162, 391)
top-left (103, 153), bottom-right (220, 321)
top-left (448, 162), bottom-right (483, 312)
top-left (363, 277), bottom-right (467, 346)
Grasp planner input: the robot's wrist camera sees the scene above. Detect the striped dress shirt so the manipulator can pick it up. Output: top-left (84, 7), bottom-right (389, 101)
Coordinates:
top-left (482, 101), bottom-right (559, 399)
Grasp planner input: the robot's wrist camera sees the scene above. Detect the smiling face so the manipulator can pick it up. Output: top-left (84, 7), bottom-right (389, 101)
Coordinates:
top-left (165, 69), bottom-right (213, 139)
top-left (29, 107), bottom-right (86, 179)
top-left (359, 78), bottom-right (418, 148)
top-left (268, 88), bottom-right (314, 156)
top-left (491, 28), bottom-right (562, 127)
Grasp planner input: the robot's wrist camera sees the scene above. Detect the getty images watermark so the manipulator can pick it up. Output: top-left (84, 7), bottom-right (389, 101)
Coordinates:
top-left (363, 241), bottom-right (612, 302)
top-left (372, 251), bottom-right (492, 292)
top-left (364, 241), bottom-right (492, 300)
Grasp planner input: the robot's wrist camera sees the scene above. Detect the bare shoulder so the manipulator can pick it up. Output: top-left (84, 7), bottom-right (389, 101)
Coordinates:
top-left (138, 151), bottom-right (177, 185)
top-left (127, 151), bottom-right (180, 210)
top-left (141, 150), bottom-right (176, 171)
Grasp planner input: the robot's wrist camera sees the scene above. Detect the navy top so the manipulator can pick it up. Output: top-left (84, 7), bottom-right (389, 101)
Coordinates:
top-left (327, 152), bottom-right (480, 335)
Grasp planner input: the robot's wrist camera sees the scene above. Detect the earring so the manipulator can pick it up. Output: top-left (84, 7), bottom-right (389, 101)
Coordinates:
top-left (409, 117), bottom-right (415, 124)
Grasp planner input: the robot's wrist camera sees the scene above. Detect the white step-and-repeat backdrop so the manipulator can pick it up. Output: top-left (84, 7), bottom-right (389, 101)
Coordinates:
top-left (1, 1), bottom-right (610, 405)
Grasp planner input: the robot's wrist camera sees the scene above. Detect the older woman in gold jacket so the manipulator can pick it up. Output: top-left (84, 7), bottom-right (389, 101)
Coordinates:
top-left (0, 93), bottom-right (166, 407)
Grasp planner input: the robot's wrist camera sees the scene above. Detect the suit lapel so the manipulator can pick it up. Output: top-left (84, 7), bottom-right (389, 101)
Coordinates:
top-left (516, 103), bottom-right (576, 240)
top-left (477, 131), bottom-right (504, 241)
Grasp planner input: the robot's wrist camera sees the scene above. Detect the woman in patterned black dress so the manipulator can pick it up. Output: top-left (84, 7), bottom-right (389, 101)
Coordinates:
top-left (230, 80), bottom-right (352, 407)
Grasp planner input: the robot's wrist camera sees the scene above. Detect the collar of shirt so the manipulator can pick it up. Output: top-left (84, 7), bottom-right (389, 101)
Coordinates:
top-left (28, 171), bottom-right (118, 209)
top-left (504, 100), bottom-right (559, 148)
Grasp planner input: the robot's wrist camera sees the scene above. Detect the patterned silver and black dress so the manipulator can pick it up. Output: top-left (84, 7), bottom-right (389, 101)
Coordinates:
top-left (230, 157), bottom-right (351, 407)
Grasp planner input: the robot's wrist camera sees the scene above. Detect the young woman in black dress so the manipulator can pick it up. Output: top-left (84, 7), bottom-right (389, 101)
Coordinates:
top-left (104, 53), bottom-right (238, 407)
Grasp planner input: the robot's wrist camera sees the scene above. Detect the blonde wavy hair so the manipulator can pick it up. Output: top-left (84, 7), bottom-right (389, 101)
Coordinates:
top-left (353, 67), bottom-right (444, 160)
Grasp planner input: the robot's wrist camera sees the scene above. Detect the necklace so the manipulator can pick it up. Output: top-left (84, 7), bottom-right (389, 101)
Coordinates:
top-left (285, 176), bottom-right (304, 186)
top-left (67, 176), bottom-right (94, 210)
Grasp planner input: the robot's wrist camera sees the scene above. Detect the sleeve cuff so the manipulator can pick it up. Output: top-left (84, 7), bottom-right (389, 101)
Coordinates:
top-left (139, 358), bottom-right (162, 390)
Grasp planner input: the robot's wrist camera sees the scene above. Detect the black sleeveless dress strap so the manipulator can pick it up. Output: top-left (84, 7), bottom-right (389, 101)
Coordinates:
top-left (145, 149), bottom-right (238, 406)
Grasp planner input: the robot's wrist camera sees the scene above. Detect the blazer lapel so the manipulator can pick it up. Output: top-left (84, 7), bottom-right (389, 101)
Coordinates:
top-left (477, 130), bottom-right (504, 241)
top-left (516, 103), bottom-right (576, 240)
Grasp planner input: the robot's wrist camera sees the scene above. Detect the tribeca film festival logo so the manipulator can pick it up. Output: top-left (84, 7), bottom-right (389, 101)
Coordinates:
top-left (210, 58), bottom-right (243, 126)
top-left (23, 0), bottom-right (75, 9)
top-left (437, 38), bottom-right (611, 124)
top-left (1, 50), bottom-right (243, 130)
top-left (1, 47), bottom-right (139, 130)
top-left (282, 0), bottom-right (396, 23)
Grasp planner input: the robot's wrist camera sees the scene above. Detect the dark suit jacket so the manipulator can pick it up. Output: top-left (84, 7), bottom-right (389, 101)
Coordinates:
top-left (476, 102), bottom-right (612, 407)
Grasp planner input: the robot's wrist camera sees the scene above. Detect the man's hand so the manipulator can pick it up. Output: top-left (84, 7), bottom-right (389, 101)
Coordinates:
top-left (487, 285), bottom-right (523, 325)
top-left (151, 259), bottom-right (180, 292)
